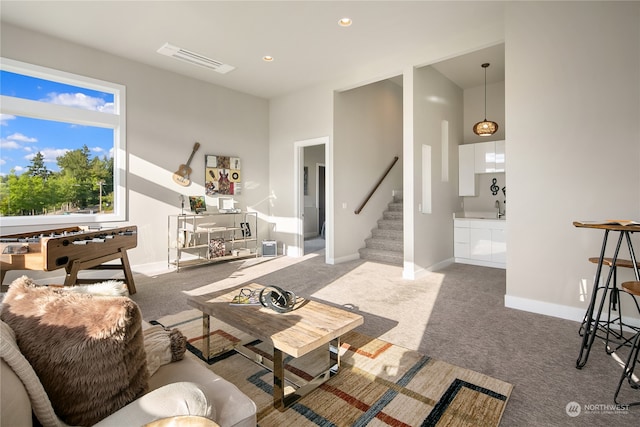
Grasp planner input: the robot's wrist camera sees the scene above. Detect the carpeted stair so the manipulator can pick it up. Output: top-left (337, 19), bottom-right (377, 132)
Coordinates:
top-left (359, 193), bottom-right (403, 265)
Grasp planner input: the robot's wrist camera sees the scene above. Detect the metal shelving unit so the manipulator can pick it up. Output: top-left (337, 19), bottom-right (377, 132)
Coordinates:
top-left (168, 211), bottom-right (257, 271)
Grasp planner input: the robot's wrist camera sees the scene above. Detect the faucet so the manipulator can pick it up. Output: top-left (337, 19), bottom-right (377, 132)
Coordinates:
top-left (495, 200), bottom-right (506, 218)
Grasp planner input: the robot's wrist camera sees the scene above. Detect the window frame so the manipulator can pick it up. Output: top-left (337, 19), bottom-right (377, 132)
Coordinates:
top-left (0, 57), bottom-right (127, 227)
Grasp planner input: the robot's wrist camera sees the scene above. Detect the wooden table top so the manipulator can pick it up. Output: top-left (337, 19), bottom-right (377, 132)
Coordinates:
top-left (187, 283), bottom-right (364, 358)
top-left (573, 220), bottom-right (640, 232)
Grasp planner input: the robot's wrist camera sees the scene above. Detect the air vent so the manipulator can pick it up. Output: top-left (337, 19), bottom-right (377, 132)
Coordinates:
top-left (157, 43), bottom-right (235, 74)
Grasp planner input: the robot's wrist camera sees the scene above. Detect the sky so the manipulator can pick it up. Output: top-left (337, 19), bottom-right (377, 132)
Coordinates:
top-left (0, 70), bottom-right (114, 177)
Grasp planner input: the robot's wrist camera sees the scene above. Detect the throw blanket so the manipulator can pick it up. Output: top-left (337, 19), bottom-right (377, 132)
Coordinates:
top-left (143, 325), bottom-right (187, 376)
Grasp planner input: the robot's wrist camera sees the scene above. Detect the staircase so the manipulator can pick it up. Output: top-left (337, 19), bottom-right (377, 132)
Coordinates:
top-left (358, 193), bottom-right (403, 265)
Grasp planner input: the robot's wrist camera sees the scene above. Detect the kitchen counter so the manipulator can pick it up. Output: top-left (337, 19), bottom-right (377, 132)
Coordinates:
top-left (453, 211), bottom-right (506, 221)
top-left (453, 213), bottom-right (506, 269)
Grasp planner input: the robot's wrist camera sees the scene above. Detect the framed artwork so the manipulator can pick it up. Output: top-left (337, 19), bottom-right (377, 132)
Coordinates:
top-left (205, 155), bottom-right (241, 196)
top-left (304, 166), bottom-right (308, 195)
top-left (189, 196), bottom-right (206, 213)
top-left (240, 222), bottom-right (251, 237)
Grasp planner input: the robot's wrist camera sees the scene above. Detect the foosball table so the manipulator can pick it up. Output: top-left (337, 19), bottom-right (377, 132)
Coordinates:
top-left (0, 225), bottom-right (138, 294)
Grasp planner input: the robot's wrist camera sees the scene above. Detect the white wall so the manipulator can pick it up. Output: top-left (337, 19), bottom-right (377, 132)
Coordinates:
top-left (463, 172), bottom-right (507, 214)
top-left (408, 66), bottom-right (464, 277)
top-left (333, 80), bottom-right (403, 262)
top-left (0, 23), bottom-right (270, 272)
top-left (268, 84), bottom-right (334, 258)
top-left (505, 2), bottom-right (640, 321)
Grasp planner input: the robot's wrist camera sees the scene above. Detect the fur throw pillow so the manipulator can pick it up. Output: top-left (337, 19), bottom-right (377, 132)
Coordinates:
top-left (0, 276), bottom-right (148, 426)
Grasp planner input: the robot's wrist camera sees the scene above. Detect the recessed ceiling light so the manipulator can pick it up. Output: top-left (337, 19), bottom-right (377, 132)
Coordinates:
top-left (263, 55), bottom-right (274, 62)
top-left (338, 17), bottom-right (352, 27)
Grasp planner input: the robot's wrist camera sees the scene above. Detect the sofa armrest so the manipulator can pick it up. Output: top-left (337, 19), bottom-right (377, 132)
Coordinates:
top-left (1, 358), bottom-right (33, 427)
top-left (93, 382), bottom-right (214, 427)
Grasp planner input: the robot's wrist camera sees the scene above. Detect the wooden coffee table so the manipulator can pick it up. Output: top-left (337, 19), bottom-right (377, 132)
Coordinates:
top-left (187, 283), bottom-right (364, 411)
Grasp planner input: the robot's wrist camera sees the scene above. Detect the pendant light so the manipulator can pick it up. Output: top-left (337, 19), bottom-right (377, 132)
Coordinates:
top-left (473, 63), bottom-right (499, 137)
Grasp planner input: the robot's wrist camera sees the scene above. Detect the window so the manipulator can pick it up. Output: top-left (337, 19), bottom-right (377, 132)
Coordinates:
top-left (0, 58), bottom-right (126, 226)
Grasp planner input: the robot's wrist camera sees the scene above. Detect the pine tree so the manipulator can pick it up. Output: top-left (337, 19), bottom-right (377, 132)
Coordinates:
top-left (27, 152), bottom-right (51, 179)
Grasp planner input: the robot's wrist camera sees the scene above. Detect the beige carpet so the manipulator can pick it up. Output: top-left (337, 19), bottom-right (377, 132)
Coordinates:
top-left (153, 309), bottom-right (513, 427)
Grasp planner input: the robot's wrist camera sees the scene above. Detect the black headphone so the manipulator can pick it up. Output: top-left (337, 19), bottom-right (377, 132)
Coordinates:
top-left (259, 286), bottom-right (296, 313)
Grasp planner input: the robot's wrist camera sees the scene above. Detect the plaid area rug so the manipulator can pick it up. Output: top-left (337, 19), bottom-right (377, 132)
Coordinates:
top-left (153, 309), bottom-right (513, 427)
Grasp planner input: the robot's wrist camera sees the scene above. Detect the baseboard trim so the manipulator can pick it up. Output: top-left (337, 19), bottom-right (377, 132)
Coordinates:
top-left (504, 295), bottom-right (585, 323)
top-left (504, 294), bottom-right (640, 327)
top-left (332, 253), bottom-right (361, 264)
top-left (455, 257), bottom-right (506, 270)
top-left (404, 258), bottom-right (454, 280)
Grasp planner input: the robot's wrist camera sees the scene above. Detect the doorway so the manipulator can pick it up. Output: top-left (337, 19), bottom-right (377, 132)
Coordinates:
top-left (302, 145), bottom-right (326, 254)
top-left (294, 136), bottom-right (329, 259)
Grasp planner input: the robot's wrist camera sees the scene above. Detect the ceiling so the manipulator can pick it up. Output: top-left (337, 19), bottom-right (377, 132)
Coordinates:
top-left (0, 1), bottom-right (505, 99)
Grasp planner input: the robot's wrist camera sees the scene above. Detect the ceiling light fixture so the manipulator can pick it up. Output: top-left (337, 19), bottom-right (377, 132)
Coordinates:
top-left (262, 55), bottom-right (274, 62)
top-left (338, 17), bottom-right (352, 27)
top-left (473, 63), bottom-right (499, 137)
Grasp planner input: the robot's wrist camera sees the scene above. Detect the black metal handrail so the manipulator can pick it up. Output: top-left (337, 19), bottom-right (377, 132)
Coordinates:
top-left (354, 156), bottom-right (399, 215)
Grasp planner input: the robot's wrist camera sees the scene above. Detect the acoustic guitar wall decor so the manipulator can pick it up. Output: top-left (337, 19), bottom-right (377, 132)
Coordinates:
top-left (173, 142), bottom-right (200, 186)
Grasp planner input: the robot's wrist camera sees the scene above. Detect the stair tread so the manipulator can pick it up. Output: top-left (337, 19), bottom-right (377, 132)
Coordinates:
top-left (360, 195), bottom-right (404, 266)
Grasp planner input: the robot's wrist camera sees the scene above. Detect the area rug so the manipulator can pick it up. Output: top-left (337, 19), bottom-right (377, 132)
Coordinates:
top-left (152, 309), bottom-right (513, 427)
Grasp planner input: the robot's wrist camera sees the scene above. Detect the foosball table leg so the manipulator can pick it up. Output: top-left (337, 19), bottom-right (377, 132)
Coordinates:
top-left (119, 248), bottom-right (136, 295)
top-left (62, 248), bottom-right (136, 295)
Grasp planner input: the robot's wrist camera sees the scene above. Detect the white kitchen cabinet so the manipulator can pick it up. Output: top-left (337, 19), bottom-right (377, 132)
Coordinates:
top-left (495, 140), bottom-right (506, 172)
top-left (454, 218), bottom-right (506, 269)
top-left (469, 228), bottom-right (492, 262)
top-left (458, 144), bottom-right (477, 196)
top-left (454, 221), bottom-right (470, 259)
top-left (474, 141), bottom-right (496, 173)
top-left (473, 140), bottom-right (506, 173)
top-left (491, 228), bottom-right (507, 264)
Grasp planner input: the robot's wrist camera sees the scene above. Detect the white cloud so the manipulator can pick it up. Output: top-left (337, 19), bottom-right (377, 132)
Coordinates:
top-left (1, 114), bottom-right (17, 126)
top-left (25, 148), bottom-right (69, 164)
top-left (91, 146), bottom-right (113, 159)
top-left (7, 132), bottom-right (37, 143)
top-left (42, 92), bottom-right (115, 113)
top-left (0, 159), bottom-right (6, 166)
top-left (0, 139), bottom-right (21, 150)
top-left (14, 165), bottom-right (24, 172)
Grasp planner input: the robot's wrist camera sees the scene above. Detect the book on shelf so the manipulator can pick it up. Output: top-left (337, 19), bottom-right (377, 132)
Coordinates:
top-left (229, 288), bottom-right (261, 306)
top-left (576, 219), bottom-right (640, 226)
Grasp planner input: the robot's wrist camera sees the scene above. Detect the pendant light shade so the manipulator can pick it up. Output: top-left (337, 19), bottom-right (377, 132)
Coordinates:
top-left (473, 63), bottom-right (498, 137)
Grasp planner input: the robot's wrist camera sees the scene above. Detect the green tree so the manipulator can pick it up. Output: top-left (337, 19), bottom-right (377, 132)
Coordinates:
top-left (1, 145), bottom-right (115, 216)
top-left (57, 145), bottom-right (92, 208)
top-left (27, 152), bottom-right (51, 179)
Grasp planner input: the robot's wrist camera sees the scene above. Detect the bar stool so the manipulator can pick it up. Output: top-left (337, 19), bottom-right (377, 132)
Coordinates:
top-left (614, 281), bottom-right (640, 406)
top-left (586, 257), bottom-right (640, 354)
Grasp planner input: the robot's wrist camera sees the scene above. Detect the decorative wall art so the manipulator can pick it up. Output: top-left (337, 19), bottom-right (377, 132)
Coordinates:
top-left (189, 196), bottom-right (206, 213)
top-left (205, 155), bottom-right (241, 196)
top-left (489, 177), bottom-right (507, 197)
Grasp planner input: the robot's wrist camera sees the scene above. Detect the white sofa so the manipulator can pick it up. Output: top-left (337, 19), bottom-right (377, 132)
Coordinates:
top-left (1, 319), bottom-right (257, 427)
